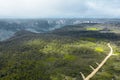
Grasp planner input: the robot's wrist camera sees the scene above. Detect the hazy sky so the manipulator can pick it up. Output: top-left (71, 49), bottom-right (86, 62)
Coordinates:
top-left (0, 0), bottom-right (120, 18)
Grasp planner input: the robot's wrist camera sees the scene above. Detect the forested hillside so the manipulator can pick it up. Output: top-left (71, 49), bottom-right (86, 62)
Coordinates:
top-left (0, 23), bottom-right (120, 80)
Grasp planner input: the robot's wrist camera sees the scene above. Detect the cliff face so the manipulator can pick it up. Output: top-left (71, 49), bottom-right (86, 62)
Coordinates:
top-left (0, 19), bottom-right (65, 41)
top-left (1, 18), bottom-right (120, 41)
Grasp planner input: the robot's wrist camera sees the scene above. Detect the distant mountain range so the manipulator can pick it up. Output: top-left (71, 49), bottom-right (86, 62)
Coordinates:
top-left (0, 18), bottom-right (120, 41)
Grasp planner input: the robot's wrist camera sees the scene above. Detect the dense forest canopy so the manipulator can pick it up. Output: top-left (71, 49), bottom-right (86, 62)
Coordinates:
top-left (0, 19), bottom-right (120, 80)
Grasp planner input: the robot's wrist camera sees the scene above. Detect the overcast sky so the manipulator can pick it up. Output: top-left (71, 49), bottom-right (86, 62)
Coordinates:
top-left (0, 0), bottom-right (120, 18)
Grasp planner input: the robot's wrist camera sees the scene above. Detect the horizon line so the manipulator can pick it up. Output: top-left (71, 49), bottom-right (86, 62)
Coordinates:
top-left (0, 17), bottom-right (120, 19)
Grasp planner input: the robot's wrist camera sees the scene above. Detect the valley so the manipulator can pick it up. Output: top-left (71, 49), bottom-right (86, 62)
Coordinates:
top-left (0, 19), bottom-right (120, 80)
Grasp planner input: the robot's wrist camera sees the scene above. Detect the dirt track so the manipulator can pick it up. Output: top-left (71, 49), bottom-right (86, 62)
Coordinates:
top-left (81, 43), bottom-right (113, 80)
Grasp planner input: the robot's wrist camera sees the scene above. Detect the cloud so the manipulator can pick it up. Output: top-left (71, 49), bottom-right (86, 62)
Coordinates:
top-left (0, 0), bottom-right (120, 18)
top-left (86, 0), bottom-right (120, 17)
top-left (0, 0), bottom-right (58, 18)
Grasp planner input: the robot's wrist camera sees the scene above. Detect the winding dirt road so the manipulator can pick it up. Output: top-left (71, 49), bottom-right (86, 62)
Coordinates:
top-left (81, 43), bottom-right (113, 80)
